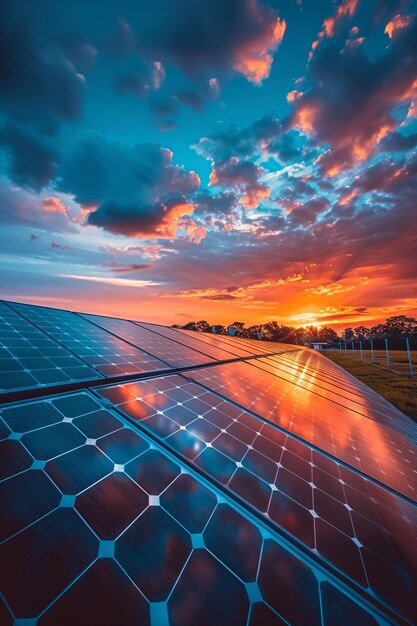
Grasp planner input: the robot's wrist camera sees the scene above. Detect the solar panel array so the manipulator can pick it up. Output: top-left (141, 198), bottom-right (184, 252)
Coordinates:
top-left (1, 300), bottom-right (416, 625)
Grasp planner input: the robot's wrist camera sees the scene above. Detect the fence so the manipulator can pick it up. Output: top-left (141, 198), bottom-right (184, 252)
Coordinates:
top-left (329, 336), bottom-right (415, 378)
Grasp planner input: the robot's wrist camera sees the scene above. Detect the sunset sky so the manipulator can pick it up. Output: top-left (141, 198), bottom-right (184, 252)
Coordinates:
top-left (1, 0), bottom-right (417, 329)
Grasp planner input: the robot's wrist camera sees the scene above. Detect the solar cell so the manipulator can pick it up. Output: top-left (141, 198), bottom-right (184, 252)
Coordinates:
top-left (0, 391), bottom-right (383, 625)
top-left (9, 303), bottom-right (169, 377)
top-left (185, 361), bottom-right (417, 502)
top-left (95, 374), bottom-right (417, 622)
top-left (0, 302), bottom-right (100, 393)
top-left (80, 313), bottom-right (219, 367)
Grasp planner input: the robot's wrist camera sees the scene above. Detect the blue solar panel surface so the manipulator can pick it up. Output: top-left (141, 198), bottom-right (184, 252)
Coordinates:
top-left (1, 300), bottom-right (416, 625)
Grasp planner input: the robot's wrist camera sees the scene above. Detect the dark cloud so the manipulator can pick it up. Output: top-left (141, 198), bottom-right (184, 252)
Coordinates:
top-left (0, 1), bottom-right (86, 133)
top-left (114, 62), bottom-right (165, 98)
top-left (108, 0), bottom-right (285, 84)
top-left (174, 90), bottom-right (203, 112)
top-left (56, 134), bottom-right (200, 238)
top-left (287, 197), bottom-right (330, 227)
top-left (0, 123), bottom-right (60, 191)
top-left (379, 131), bottom-right (417, 152)
top-left (103, 262), bottom-right (151, 272)
top-left (51, 241), bottom-right (72, 251)
top-left (193, 192), bottom-right (239, 215)
top-left (209, 158), bottom-right (271, 208)
top-left (370, 0), bottom-right (412, 26)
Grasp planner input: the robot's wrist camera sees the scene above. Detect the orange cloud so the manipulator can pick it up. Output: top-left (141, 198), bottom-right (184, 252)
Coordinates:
top-left (385, 14), bottom-right (414, 38)
top-left (286, 90), bottom-right (303, 103)
top-left (321, 0), bottom-right (359, 39)
top-left (233, 15), bottom-right (286, 84)
top-left (305, 283), bottom-right (355, 296)
top-left (42, 196), bottom-right (68, 218)
top-left (240, 186), bottom-right (271, 209)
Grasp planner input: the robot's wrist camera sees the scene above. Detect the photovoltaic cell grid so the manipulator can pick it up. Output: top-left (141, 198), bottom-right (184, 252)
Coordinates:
top-left (80, 313), bottom-right (221, 366)
top-left (1, 300), bottom-right (416, 625)
top-left (252, 356), bottom-right (416, 440)
top-left (271, 349), bottom-right (409, 413)
top-left (9, 302), bottom-right (169, 377)
top-left (0, 302), bottom-right (100, 393)
top-left (95, 374), bottom-right (417, 623)
top-left (186, 361), bottom-right (417, 502)
top-left (265, 351), bottom-right (417, 440)
top-left (0, 392), bottom-right (383, 626)
top-left (135, 321), bottom-right (248, 359)
top-left (174, 326), bottom-right (289, 357)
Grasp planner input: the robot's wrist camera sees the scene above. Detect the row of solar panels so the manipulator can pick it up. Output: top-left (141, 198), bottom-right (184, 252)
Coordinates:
top-left (0, 300), bottom-right (294, 395)
top-left (1, 301), bottom-right (416, 624)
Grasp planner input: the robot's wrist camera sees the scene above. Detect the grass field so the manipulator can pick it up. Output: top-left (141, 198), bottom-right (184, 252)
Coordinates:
top-left (323, 351), bottom-right (417, 421)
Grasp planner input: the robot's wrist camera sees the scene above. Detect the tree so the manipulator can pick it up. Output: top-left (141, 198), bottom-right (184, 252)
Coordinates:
top-left (369, 324), bottom-right (385, 339)
top-left (353, 326), bottom-right (369, 341)
top-left (318, 327), bottom-right (339, 344)
top-left (182, 321), bottom-right (197, 331)
top-left (383, 315), bottom-right (417, 337)
top-left (230, 321), bottom-right (245, 336)
top-left (342, 328), bottom-right (354, 342)
top-left (195, 320), bottom-right (210, 333)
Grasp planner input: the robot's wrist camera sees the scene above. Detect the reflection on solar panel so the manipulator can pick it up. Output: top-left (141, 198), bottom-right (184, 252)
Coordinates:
top-left (1, 300), bottom-right (416, 625)
top-left (10, 302), bottom-right (169, 377)
top-left (80, 313), bottom-right (221, 366)
top-left (0, 302), bottom-right (100, 393)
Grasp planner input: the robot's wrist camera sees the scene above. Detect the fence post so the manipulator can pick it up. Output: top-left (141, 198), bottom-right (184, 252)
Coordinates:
top-left (406, 336), bottom-right (414, 378)
top-left (385, 338), bottom-right (390, 369)
top-left (359, 341), bottom-right (363, 360)
top-left (352, 342), bottom-right (355, 354)
top-left (370, 339), bottom-right (374, 362)
top-left (344, 342), bottom-right (347, 351)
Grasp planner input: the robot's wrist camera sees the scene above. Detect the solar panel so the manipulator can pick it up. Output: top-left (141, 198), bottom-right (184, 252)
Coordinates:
top-left (135, 321), bottom-right (246, 360)
top-left (186, 361), bottom-right (417, 502)
top-left (80, 313), bottom-right (222, 366)
top-left (0, 391), bottom-right (383, 625)
top-left (9, 302), bottom-right (169, 377)
top-left (94, 374), bottom-right (417, 622)
top-left (251, 356), bottom-right (416, 438)
top-left (0, 302), bottom-right (100, 394)
top-left (175, 327), bottom-right (273, 357)
top-left (1, 299), bottom-right (416, 625)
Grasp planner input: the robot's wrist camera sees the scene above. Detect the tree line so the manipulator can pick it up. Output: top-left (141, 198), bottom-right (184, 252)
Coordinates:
top-left (173, 315), bottom-right (417, 346)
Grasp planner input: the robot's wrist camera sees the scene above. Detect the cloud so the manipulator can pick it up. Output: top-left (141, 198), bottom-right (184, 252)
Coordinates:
top-left (284, 197), bottom-right (330, 227)
top-left (0, 183), bottom-right (75, 233)
top-left (55, 135), bottom-right (201, 238)
top-left (57, 274), bottom-right (160, 288)
top-left (51, 241), bottom-right (72, 251)
top-left (318, 0), bottom-right (359, 40)
top-left (109, 0), bottom-right (285, 85)
top-left (384, 13), bottom-right (414, 38)
top-left (305, 283), bottom-right (355, 296)
top-left (0, 123), bottom-right (60, 191)
top-left (209, 157), bottom-right (271, 208)
top-left (103, 262), bottom-right (151, 273)
top-left (290, 17), bottom-right (417, 175)
top-left (114, 61), bottom-right (165, 98)
top-left (0, 2), bottom-right (86, 132)
top-left (379, 131), bottom-right (417, 152)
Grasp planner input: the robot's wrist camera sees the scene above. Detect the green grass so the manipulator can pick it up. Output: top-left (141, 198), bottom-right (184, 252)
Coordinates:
top-left (323, 352), bottom-right (417, 421)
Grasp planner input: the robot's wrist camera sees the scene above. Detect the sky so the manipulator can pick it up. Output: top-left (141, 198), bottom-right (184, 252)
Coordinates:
top-left (1, 0), bottom-right (417, 330)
